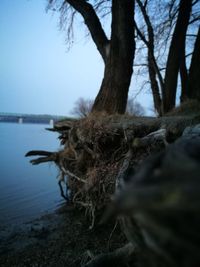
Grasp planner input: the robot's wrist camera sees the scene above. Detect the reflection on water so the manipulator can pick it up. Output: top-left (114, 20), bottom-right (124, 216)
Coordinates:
top-left (0, 123), bottom-right (63, 226)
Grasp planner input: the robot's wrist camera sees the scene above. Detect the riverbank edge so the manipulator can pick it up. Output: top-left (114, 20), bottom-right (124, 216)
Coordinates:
top-left (0, 204), bottom-right (126, 267)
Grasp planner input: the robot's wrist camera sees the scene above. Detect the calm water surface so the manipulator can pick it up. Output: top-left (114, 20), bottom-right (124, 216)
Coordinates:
top-left (0, 123), bottom-right (63, 226)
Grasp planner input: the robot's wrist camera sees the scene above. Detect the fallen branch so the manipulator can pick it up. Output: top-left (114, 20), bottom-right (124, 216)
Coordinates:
top-left (60, 165), bottom-right (86, 184)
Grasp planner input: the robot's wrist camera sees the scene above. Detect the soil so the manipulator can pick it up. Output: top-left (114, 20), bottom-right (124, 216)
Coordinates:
top-left (0, 204), bottom-right (126, 267)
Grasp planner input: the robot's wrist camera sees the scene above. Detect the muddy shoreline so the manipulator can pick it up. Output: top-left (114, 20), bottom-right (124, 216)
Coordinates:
top-left (0, 204), bottom-right (125, 267)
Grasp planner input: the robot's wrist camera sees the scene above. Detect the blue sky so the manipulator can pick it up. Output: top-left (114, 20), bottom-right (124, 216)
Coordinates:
top-left (0, 0), bottom-right (152, 116)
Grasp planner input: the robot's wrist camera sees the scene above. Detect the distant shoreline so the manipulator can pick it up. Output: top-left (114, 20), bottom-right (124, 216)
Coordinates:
top-left (0, 113), bottom-right (68, 124)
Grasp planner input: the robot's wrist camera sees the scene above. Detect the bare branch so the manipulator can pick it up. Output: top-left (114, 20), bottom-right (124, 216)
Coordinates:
top-left (189, 15), bottom-right (200, 24)
top-left (192, 0), bottom-right (200, 6)
top-left (64, 0), bottom-right (110, 62)
top-left (60, 164), bottom-right (86, 183)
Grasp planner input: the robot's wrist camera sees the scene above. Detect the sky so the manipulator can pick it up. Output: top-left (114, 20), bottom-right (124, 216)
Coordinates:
top-left (0, 0), bottom-right (152, 116)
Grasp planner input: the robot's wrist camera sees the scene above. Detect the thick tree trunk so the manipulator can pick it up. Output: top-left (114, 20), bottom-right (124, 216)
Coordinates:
top-left (188, 27), bottom-right (200, 101)
top-left (163, 0), bottom-right (192, 113)
top-left (92, 0), bottom-right (135, 114)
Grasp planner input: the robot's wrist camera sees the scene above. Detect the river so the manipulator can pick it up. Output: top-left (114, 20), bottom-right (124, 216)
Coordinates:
top-left (0, 123), bottom-right (63, 227)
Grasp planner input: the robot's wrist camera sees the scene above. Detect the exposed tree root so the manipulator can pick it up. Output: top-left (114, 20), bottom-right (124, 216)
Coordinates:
top-left (26, 112), bottom-right (200, 266)
top-left (25, 150), bottom-right (58, 165)
top-left (26, 113), bottom-right (200, 227)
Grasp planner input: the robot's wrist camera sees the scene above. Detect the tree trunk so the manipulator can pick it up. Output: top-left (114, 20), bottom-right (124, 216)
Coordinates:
top-left (135, 0), bottom-right (164, 116)
top-left (148, 54), bottom-right (162, 116)
top-left (163, 0), bottom-right (192, 113)
top-left (188, 27), bottom-right (200, 100)
top-left (92, 0), bottom-right (135, 114)
top-left (180, 43), bottom-right (189, 103)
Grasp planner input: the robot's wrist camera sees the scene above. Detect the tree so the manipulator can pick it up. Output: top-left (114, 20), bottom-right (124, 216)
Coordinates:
top-left (48, 0), bottom-right (199, 116)
top-left (70, 97), bottom-right (93, 118)
top-left (135, 0), bottom-right (164, 116)
top-left (126, 98), bottom-right (145, 116)
top-left (134, 0), bottom-right (199, 115)
top-left (163, 0), bottom-right (193, 113)
top-left (188, 26), bottom-right (200, 100)
top-left (48, 0), bottom-right (135, 114)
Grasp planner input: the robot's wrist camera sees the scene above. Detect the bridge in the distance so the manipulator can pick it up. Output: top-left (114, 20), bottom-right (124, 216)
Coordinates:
top-left (0, 113), bottom-right (66, 125)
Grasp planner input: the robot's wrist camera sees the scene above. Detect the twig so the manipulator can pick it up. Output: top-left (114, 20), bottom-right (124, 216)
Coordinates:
top-left (75, 201), bottom-right (92, 208)
top-left (58, 180), bottom-right (69, 201)
top-left (107, 220), bottom-right (119, 250)
top-left (89, 206), bottom-right (96, 230)
top-left (83, 144), bottom-right (96, 159)
top-left (60, 165), bottom-right (86, 183)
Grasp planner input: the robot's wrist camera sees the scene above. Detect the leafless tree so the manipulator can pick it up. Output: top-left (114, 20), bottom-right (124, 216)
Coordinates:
top-left (47, 0), bottom-right (199, 115)
top-left (134, 0), bottom-right (199, 114)
top-left (70, 97), bottom-right (93, 118)
top-left (47, 0), bottom-right (135, 114)
top-left (126, 98), bottom-right (145, 116)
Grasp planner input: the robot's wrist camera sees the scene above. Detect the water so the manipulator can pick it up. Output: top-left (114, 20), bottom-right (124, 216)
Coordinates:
top-left (0, 123), bottom-right (63, 227)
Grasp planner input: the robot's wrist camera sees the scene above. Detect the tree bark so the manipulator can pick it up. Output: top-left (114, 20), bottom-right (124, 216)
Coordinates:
top-left (135, 0), bottom-right (164, 116)
top-left (163, 0), bottom-right (192, 113)
top-left (91, 0), bottom-right (135, 114)
top-left (148, 54), bottom-right (162, 116)
top-left (66, 0), bottom-right (109, 63)
top-left (188, 27), bottom-right (200, 100)
top-left (180, 43), bottom-right (189, 103)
